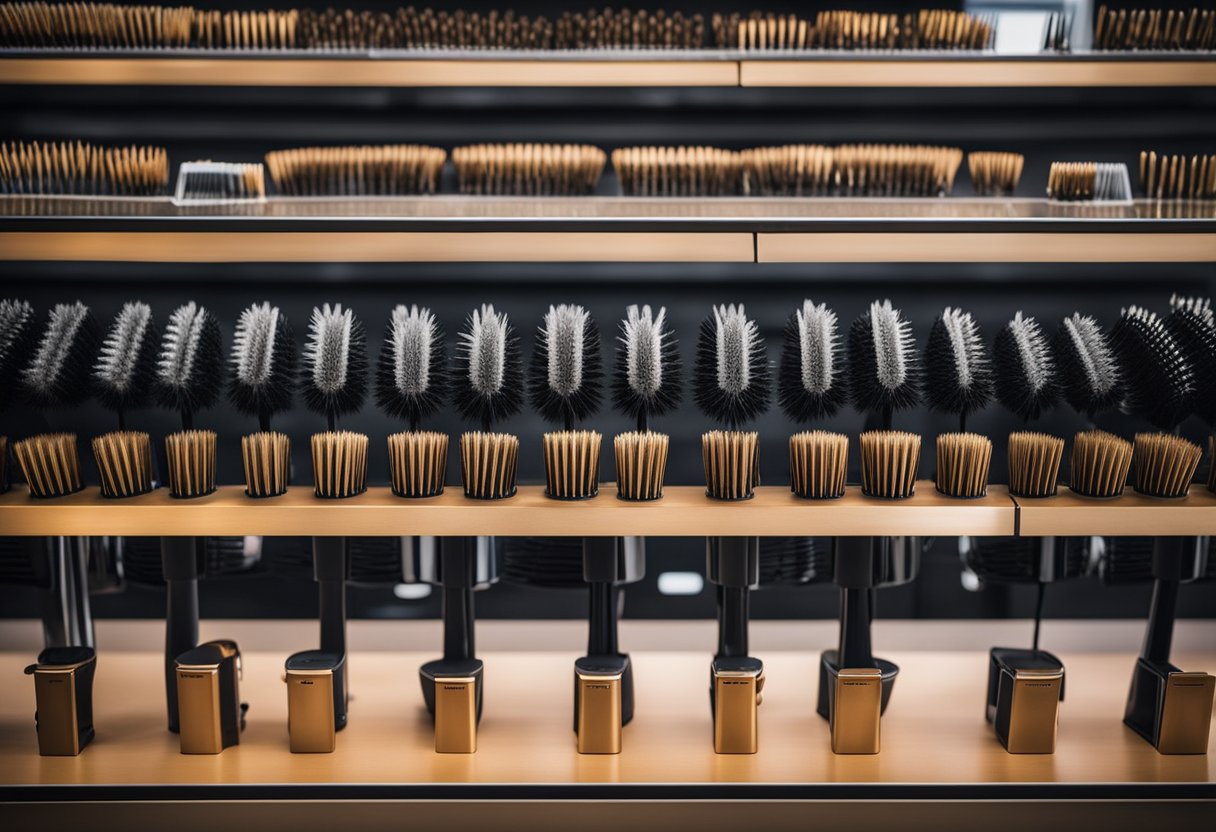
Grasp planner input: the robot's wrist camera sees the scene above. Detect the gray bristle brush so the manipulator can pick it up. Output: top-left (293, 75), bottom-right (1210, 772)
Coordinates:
top-left (779, 299), bottom-right (846, 424)
top-left (94, 301), bottom-right (159, 430)
top-left (529, 303), bottom-right (603, 431)
top-left (229, 301), bottom-right (297, 432)
top-left (993, 311), bottom-right (1058, 423)
top-left (0, 299), bottom-right (37, 408)
top-left (1053, 313), bottom-right (1121, 420)
top-left (612, 303), bottom-right (682, 432)
top-left (22, 301), bottom-right (100, 409)
top-left (375, 304), bottom-right (448, 432)
top-left (693, 303), bottom-right (771, 429)
top-left (301, 303), bottom-right (368, 433)
top-left (453, 303), bottom-right (524, 432)
top-left (846, 299), bottom-right (920, 430)
top-left (156, 301), bottom-right (224, 431)
top-left (924, 306), bottom-right (992, 432)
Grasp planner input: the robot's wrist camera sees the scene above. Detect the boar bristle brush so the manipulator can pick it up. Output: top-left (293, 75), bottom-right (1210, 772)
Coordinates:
top-left (302, 303), bottom-right (368, 499)
top-left (230, 302), bottom-right (297, 498)
top-left (994, 311), bottom-right (1065, 500)
top-left (1053, 313), bottom-right (1122, 421)
top-left (0, 299), bottom-right (38, 494)
top-left (780, 300), bottom-right (848, 500)
top-left (454, 304), bottom-right (523, 501)
top-left (613, 304), bottom-right (681, 502)
top-left (92, 302), bottom-right (159, 498)
top-left (925, 307), bottom-right (993, 499)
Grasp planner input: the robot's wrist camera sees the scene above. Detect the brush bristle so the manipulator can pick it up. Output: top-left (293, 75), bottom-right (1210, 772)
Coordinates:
top-left (613, 146), bottom-right (742, 197)
top-left (164, 428), bottom-right (217, 499)
top-left (1166, 295), bottom-right (1216, 426)
top-left (542, 429), bottom-right (601, 499)
top-left (924, 306), bottom-right (992, 419)
top-left (614, 430), bottom-right (669, 501)
top-left (713, 9), bottom-right (994, 50)
top-left (22, 301), bottom-right (99, 408)
top-left (993, 311), bottom-right (1058, 422)
top-left (265, 145), bottom-right (446, 196)
top-left (859, 430), bottom-right (921, 499)
top-left (934, 432), bottom-right (992, 499)
top-left (1133, 431), bottom-right (1202, 498)
top-left (229, 302), bottom-right (296, 423)
top-left (1053, 313), bottom-right (1121, 418)
top-left (0, 140), bottom-right (169, 196)
top-left (693, 303), bottom-right (771, 428)
top-left (301, 303), bottom-right (367, 421)
top-left (375, 305), bottom-right (447, 428)
top-left (310, 429), bottom-right (369, 499)
top-left (93, 301), bottom-right (158, 416)
top-left (1069, 429), bottom-right (1133, 499)
top-left (1110, 305), bottom-right (1194, 431)
top-left (556, 8), bottom-right (704, 48)
top-left (968, 151), bottom-right (1025, 197)
top-left (1094, 6), bottom-right (1216, 51)
top-left (155, 301), bottom-right (223, 419)
top-left (453, 304), bottom-right (523, 429)
top-left (702, 429), bottom-right (760, 500)
top-left (0, 299), bottom-right (37, 405)
top-left (1007, 430), bottom-right (1065, 498)
top-left (460, 430), bottom-right (520, 500)
top-left (779, 300), bottom-right (846, 423)
top-left (847, 300), bottom-right (920, 418)
top-left (612, 304), bottom-right (682, 423)
top-left (529, 304), bottom-right (602, 426)
top-left (789, 430), bottom-right (848, 499)
top-left (453, 143), bottom-right (605, 196)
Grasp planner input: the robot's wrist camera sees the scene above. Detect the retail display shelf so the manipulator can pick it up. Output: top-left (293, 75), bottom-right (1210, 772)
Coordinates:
top-left (1013, 487), bottom-right (1216, 537)
top-left (0, 483), bottom-right (1016, 537)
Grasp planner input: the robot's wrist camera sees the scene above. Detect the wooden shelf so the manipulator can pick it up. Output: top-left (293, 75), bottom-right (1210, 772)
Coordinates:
top-left (1014, 487), bottom-right (1216, 537)
top-left (0, 483), bottom-right (1015, 537)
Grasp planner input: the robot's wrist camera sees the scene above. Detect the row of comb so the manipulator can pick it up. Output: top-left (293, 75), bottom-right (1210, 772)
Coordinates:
top-left (714, 9), bottom-right (993, 51)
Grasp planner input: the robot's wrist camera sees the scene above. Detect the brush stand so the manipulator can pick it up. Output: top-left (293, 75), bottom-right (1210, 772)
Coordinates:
top-left (311, 537), bottom-right (350, 728)
top-left (986, 647), bottom-right (1065, 754)
top-left (578, 537), bottom-right (643, 734)
top-left (284, 650), bottom-right (347, 752)
top-left (160, 536), bottom-right (204, 733)
top-left (24, 645), bottom-right (96, 756)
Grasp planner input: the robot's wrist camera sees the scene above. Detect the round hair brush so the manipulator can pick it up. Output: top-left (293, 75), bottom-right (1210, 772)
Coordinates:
top-left (994, 311), bottom-right (1065, 499)
top-left (0, 298), bottom-right (37, 494)
top-left (302, 303), bottom-right (368, 499)
top-left (780, 300), bottom-right (848, 499)
top-left (454, 304), bottom-right (523, 500)
top-left (530, 304), bottom-right (603, 500)
top-left (613, 304), bottom-right (681, 501)
top-left (1166, 295), bottom-right (1215, 428)
top-left (848, 300), bottom-right (921, 499)
top-left (376, 305), bottom-right (449, 499)
top-left (230, 302), bottom-right (297, 498)
top-left (156, 302), bottom-right (223, 499)
top-left (1053, 313), bottom-right (1121, 420)
top-left (925, 307), bottom-right (993, 499)
top-left (15, 302), bottom-right (100, 498)
top-left (695, 304), bottom-right (770, 500)
top-left (92, 302), bottom-right (159, 498)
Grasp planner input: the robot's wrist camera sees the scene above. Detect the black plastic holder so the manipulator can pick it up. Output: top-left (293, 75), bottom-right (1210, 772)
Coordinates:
top-left (574, 537), bottom-right (643, 734)
top-left (160, 536), bottom-right (204, 734)
top-left (707, 536), bottom-right (762, 719)
top-left (311, 537), bottom-right (350, 732)
top-left (419, 537), bottom-right (489, 725)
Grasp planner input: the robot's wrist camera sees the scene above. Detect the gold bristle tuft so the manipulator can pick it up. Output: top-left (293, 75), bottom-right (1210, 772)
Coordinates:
top-left (1007, 430), bottom-right (1064, 498)
top-left (1069, 429), bottom-right (1133, 499)
top-left (859, 430), bottom-right (921, 499)
top-left (296, 7), bottom-right (552, 50)
top-left (968, 151), bottom-right (1025, 197)
top-left (13, 433), bottom-right (82, 498)
top-left (613, 146), bottom-right (742, 197)
top-left (1047, 162), bottom-right (1098, 201)
top-left (1133, 432), bottom-right (1203, 499)
top-left (0, 140), bottom-right (169, 196)
top-left (1094, 6), bottom-right (1216, 51)
top-left (265, 145), bottom-right (447, 197)
top-left (310, 431), bottom-right (368, 499)
top-left (833, 144), bottom-right (964, 197)
top-left (542, 430), bottom-right (601, 500)
top-left (241, 431), bottom-right (291, 498)
top-left (614, 430), bottom-right (669, 502)
top-left (713, 9), bottom-right (992, 51)
top-left (452, 143), bottom-right (605, 196)
top-left (741, 145), bottom-right (834, 197)
top-left (556, 8), bottom-right (704, 49)
top-left (789, 430), bottom-right (848, 500)
top-left (934, 432), bottom-right (992, 499)
top-left (1139, 151), bottom-right (1216, 201)
top-left (92, 430), bottom-right (153, 498)
top-left (702, 430), bottom-right (759, 501)
top-left (388, 430), bottom-right (448, 498)
top-left (164, 429), bottom-right (217, 499)
top-left (460, 431), bottom-right (519, 500)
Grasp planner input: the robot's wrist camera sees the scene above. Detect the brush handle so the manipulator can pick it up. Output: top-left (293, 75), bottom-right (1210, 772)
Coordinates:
top-left (838, 587), bottom-right (874, 668)
top-left (717, 585), bottom-right (750, 659)
top-left (161, 537), bottom-right (202, 733)
top-left (1142, 537), bottom-right (1196, 663)
top-left (313, 537), bottom-right (349, 658)
top-left (587, 581), bottom-right (619, 657)
top-left (440, 538), bottom-right (477, 663)
top-left (707, 537), bottom-right (758, 660)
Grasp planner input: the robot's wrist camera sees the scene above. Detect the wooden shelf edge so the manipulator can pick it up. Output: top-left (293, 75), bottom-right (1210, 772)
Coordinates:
top-left (740, 59), bottom-right (1216, 87)
top-left (1011, 488), bottom-right (1216, 536)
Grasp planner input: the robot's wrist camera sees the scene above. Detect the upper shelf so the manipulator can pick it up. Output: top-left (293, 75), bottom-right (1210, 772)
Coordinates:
top-left (0, 50), bottom-right (1213, 88)
top-left (2, 197), bottom-right (1213, 263)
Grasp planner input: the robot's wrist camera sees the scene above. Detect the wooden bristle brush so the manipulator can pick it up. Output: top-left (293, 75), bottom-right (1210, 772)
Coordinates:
top-left (968, 152), bottom-right (1025, 197)
top-left (859, 430), bottom-right (921, 499)
top-left (1047, 161), bottom-right (1132, 201)
top-left (0, 140), bottom-right (169, 196)
top-left (452, 143), bottom-right (605, 196)
top-left (713, 9), bottom-right (993, 50)
top-left (614, 430), bottom-right (668, 502)
top-left (0, 298), bottom-right (37, 493)
top-left (265, 145), bottom-right (447, 197)
top-left (934, 432), bottom-right (991, 499)
top-left (789, 430), bottom-right (848, 500)
top-left (613, 146), bottom-right (742, 197)
top-left (833, 144), bottom-right (964, 198)
top-left (377, 305), bottom-right (449, 498)
top-left (1007, 431), bottom-right (1065, 499)
top-left (93, 301), bottom-right (159, 497)
top-left (779, 300), bottom-right (847, 498)
top-left (925, 307), bottom-right (993, 498)
top-left (230, 302), bottom-right (297, 498)
top-left (297, 7), bottom-right (553, 50)
top-left (164, 429), bottom-right (216, 499)
top-left (14, 433), bottom-right (82, 498)
top-left (555, 8), bottom-right (704, 49)
top-left (0, 2), bottom-right (196, 48)
top-left (1140, 152), bottom-right (1216, 200)
top-left (190, 8), bottom-right (299, 50)
top-left (302, 303), bottom-right (368, 498)
top-left (542, 429), bottom-right (601, 500)
top-left (1133, 432), bottom-right (1202, 499)
top-left (156, 302), bottom-right (223, 498)
top-left (612, 304), bottom-right (680, 500)
top-left (742, 146), bottom-right (834, 197)
top-left (702, 429), bottom-right (759, 501)
top-left (460, 430), bottom-right (519, 500)
top-left (1093, 5), bottom-right (1216, 51)
top-left (713, 12), bottom-right (813, 50)
top-left (1070, 429), bottom-right (1133, 499)
top-left (454, 304), bottom-right (523, 499)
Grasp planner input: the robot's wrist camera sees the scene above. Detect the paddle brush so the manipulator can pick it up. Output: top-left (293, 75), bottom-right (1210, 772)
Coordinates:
top-left (925, 307), bottom-right (993, 499)
top-left (92, 302), bottom-right (159, 498)
top-left (613, 304), bottom-right (681, 501)
top-left (0, 298), bottom-right (37, 494)
top-left (229, 302), bottom-right (296, 498)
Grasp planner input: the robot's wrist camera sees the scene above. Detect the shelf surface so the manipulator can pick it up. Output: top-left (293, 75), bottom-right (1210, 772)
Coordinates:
top-left (1014, 487), bottom-right (1216, 537)
top-left (0, 483), bottom-right (1016, 537)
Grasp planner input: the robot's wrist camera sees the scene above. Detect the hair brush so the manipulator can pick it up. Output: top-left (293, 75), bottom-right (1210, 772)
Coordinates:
top-left (612, 304), bottom-right (682, 433)
top-left (1167, 296), bottom-right (1216, 428)
top-left (229, 302), bottom-right (296, 433)
top-left (156, 302), bottom-right (223, 432)
top-left (1111, 305), bottom-right (1194, 432)
top-left (376, 305), bottom-right (447, 433)
top-left (22, 301), bottom-right (100, 411)
top-left (0, 299), bottom-right (37, 406)
top-left (779, 300), bottom-right (846, 425)
top-left (993, 312), bottom-right (1058, 423)
top-left (302, 303), bottom-right (367, 433)
top-left (694, 303), bottom-right (770, 430)
top-left (530, 304), bottom-right (602, 432)
top-left (93, 302), bottom-right (158, 431)
top-left (453, 304), bottom-right (523, 433)
top-left (1053, 313), bottom-right (1122, 420)
top-left (847, 299), bottom-right (920, 430)
top-left (925, 306), bottom-right (992, 433)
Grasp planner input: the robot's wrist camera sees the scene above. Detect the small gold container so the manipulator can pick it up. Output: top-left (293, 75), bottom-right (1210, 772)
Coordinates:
top-left (1133, 432), bottom-right (1202, 499)
top-left (1007, 430), bottom-right (1065, 499)
top-left (934, 432), bottom-right (992, 499)
top-left (14, 433), bottom-right (84, 498)
top-left (789, 430), bottom-right (848, 500)
top-left (310, 431), bottom-right (369, 499)
top-left (1069, 429), bottom-right (1132, 499)
top-left (702, 430), bottom-right (759, 501)
top-left (388, 430), bottom-right (448, 498)
top-left (165, 430), bottom-right (217, 499)
top-left (92, 430), bottom-right (154, 498)
top-left (543, 430), bottom-right (601, 500)
top-left (241, 431), bottom-right (291, 498)
top-left (859, 430), bottom-right (921, 500)
top-left (614, 430), bottom-right (669, 501)
top-left (460, 431), bottom-right (519, 500)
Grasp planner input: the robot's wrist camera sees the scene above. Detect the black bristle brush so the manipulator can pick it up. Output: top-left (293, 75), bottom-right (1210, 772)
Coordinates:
top-left (229, 302), bottom-right (296, 499)
top-left (694, 303), bottom-right (771, 432)
top-left (453, 304), bottom-right (523, 435)
top-left (0, 299), bottom-right (37, 492)
top-left (847, 299), bottom-right (920, 432)
top-left (1111, 305), bottom-right (1194, 433)
top-left (92, 302), bottom-right (159, 498)
top-left (1167, 296), bottom-right (1216, 428)
top-left (612, 304), bottom-right (681, 501)
top-left (924, 307), bottom-right (993, 500)
top-left (993, 312), bottom-right (1059, 423)
top-left (779, 299), bottom-right (847, 425)
top-left (302, 304), bottom-right (368, 500)
top-left (156, 302), bottom-right (223, 434)
top-left (1053, 313), bottom-right (1122, 421)
top-left (529, 304), bottom-right (603, 434)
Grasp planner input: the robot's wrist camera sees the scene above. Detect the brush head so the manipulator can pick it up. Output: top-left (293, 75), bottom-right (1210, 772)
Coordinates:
top-left (375, 305), bottom-right (447, 428)
top-left (993, 312), bottom-right (1058, 422)
top-left (22, 301), bottom-right (100, 409)
top-left (93, 302), bottom-right (159, 416)
top-left (612, 304), bottom-right (682, 423)
top-left (846, 300), bottom-right (920, 419)
top-left (924, 307), bottom-right (992, 419)
top-left (1053, 313), bottom-right (1121, 418)
top-left (301, 303), bottom-right (367, 422)
top-left (779, 300), bottom-right (846, 423)
top-left (0, 299), bottom-right (37, 409)
top-left (529, 304), bottom-right (602, 427)
top-left (453, 304), bottom-right (524, 429)
top-left (1110, 305), bottom-right (1194, 431)
top-left (155, 302), bottom-right (223, 419)
top-left (1167, 295), bottom-right (1216, 426)
top-left (228, 302), bottom-right (297, 423)
top-left (693, 303), bottom-right (771, 428)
